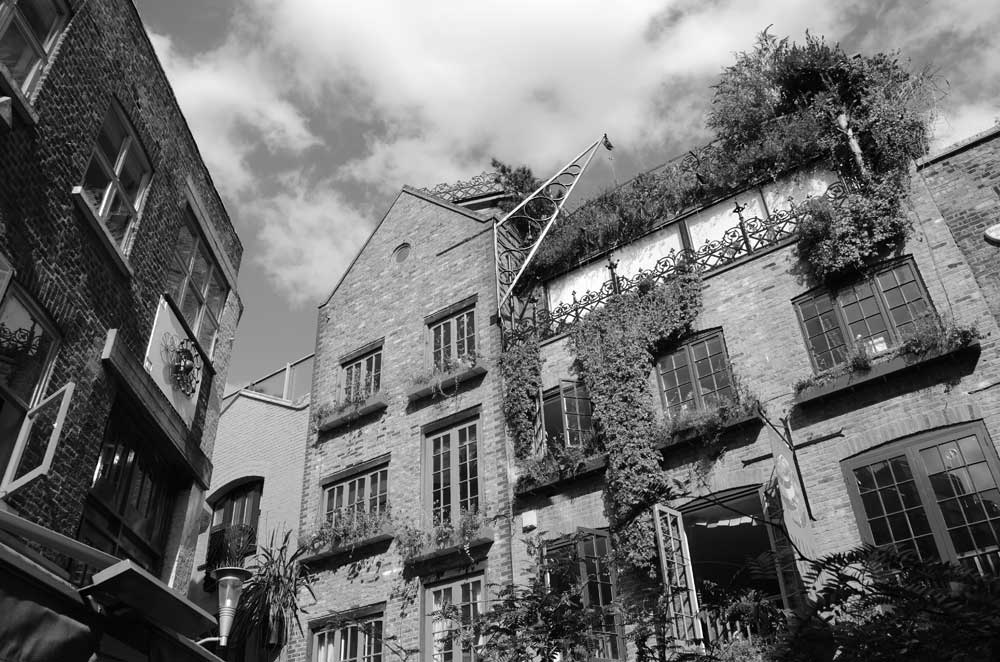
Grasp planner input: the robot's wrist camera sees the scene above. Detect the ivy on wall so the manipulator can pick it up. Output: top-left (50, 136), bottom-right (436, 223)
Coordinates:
top-left (498, 332), bottom-right (543, 460)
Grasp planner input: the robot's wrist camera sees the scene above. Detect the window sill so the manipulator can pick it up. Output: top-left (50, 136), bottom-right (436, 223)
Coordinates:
top-left (0, 63), bottom-right (38, 128)
top-left (793, 341), bottom-right (982, 406)
top-left (406, 365), bottom-right (487, 403)
top-left (317, 392), bottom-right (389, 432)
top-left (655, 411), bottom-right (763, 450)
top-left (514, 455), bottom-right (608, 499)
top-left (71, 187), bottom-right (134, 279)
top-left (299, 527), bottom-right (394, 566)
top-left (402, 526), bottom-right (494, 576)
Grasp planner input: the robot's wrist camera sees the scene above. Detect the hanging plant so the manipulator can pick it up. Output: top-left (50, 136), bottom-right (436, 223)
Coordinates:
top-left (498, 333), bottom-right (543, 460)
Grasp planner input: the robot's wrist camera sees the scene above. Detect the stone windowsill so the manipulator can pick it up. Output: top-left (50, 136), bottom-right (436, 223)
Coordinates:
top-left (513, 455), bottom-right (608, 499)
top-left (793, 341), bottom-right (982, 406)
top-left (300, 526), bottom-right (394, 565)
top-left (317, 393), bottom-right (390, 432)
top-left (402, 527), bottom-right (494, 575)
top-left (406, 364), bottom-right (487, 402)
top-left (0, 63), bottom-right (38, 128)
top-left (71, 187), bottom-right (134, 279)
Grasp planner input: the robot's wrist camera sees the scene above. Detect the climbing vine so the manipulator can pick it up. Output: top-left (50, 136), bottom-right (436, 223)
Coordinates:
top-left (571, 268), bottom-right (703, 578)
top-left (498, 332), bottom-right (543, 460)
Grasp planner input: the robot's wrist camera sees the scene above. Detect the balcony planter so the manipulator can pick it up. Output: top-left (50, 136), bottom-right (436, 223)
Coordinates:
top-left (793, 341), bottom-right (981, 406)
top-left (406, 364), bottom-right (487, 403)
top-left (317, 392), bottom-right (389, 432)
top-left (401, 526), bottom-right (494, 576)
top-left (514, 454), bottom-right (608, 498)
top-left (299, 522), bottom-right (394, 565)
top-left (656, 411), bottom-right (763, 450)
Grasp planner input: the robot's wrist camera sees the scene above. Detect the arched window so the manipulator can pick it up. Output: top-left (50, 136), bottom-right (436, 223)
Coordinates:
top-left (206, 479), bottom-right (262, 573)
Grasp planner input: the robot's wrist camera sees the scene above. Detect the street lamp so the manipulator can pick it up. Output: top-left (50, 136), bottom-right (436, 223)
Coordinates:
top-left (197, 566), bottom-right (252, 648)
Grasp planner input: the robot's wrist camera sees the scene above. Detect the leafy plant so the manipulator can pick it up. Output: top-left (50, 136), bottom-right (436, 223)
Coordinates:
top-left (409, 352), bottom-right (483, 398)
top-left (395, 509), bottom-right (488, 562)
top-left (302, 507), bottom-right (392, 554)
top-left (514, 439), bottom-right (604, 493)
top-left (498, 334), bottom-right (543, 460)
top-left (657, 376), bottom-right (761, 449)
top-left (231, 530), bottom-right (315, 650)
top-left (206, 523), bottom-right (257, 572)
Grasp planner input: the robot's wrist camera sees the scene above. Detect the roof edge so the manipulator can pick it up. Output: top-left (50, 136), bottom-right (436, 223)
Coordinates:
top-left (917, 124), bottom-right (1000, 169)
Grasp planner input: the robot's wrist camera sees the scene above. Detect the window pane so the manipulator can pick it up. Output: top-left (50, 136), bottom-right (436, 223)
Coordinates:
top-left (180, 281), bottom-right (202, 330)
top-left (189, 249), bottom-right (211, 295)
top-left (81, 156), bottom-right (113, 214)
top-left (97, 111), bottom-right (129, 167)
top-left (103, 190), bottom-right (135, 246)
top-left (197, 314), bottom-right (217, 354)
top-left (204, 272), bottom-right (227, 319)
top-left (117, 144), bottom-right (148, 204)
top-left (0, 290), bottom-right (57, 405)
top-left (19, 0), bottom-right (61, 46)
top-left (0, 20), bottom-right (39, 87)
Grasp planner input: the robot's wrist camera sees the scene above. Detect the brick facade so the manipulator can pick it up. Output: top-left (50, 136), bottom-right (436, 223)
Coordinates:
top-left (288, 189), bottom-right (514, 662)
top-left (0, 0), bottom-right (241, 612)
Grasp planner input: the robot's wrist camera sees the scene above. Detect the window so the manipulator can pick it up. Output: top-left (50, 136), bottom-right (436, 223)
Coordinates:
top-left (655, 331), bottom-right (733, 417)
top-left (0, 0), bottom-right (67, 93)
top-left (545, 530), bottom-right (622, 660)
top-left (425, 575), bottom-right (483, 662)
top-left (795, 258), bottom-right (931, 371)
top-left (315, 614), bottom-right (383, 662)
top-left (0, 281), bottom-right (59, 481)
top-left (844, 423), bottom-right (1000, 575)
top-left (79, 102), bottom-right (152, 254)
top-left (428, 420), bottom-right (479, 527)
top-left (165, 207), bottom-right (229, 356)
top-left (77, 403), bottom-right (178, 576)
top-left (343, 349), bottom-right (382, 404)
top-left (430, 309), bottom-right (475, 371)
top-left (207, 480), bottom-right (262, 570)
top-left (542, 380), bottom-right (595, 449)
top-left (324, 463), bottom-right (388, 525)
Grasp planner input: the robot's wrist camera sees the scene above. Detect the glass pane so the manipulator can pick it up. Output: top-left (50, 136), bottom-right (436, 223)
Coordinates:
top-left (180, 282), bottom-right (202, 329)
top-left (204, 272), bottom-right (227, 318)
top-left (0, 290), bottom-right (56, 404)
top-left (19, 0), bottom-right (61, 45)
top-left (103, 190), bottom-right (134, 246)
top-left (97, 111), bottom-right (128, 166)
top-left (11, 388), bottom-right (62, 480)
top-left (197, 314), bottom-right (217, 354)
top-left (958, 436), bottom-right (985, 464)
top-left (118, 144), bottom-right (148, 203)
top-left (81, 156), bottom-right (113, 214)
top-left (188, 249), bottom-right (211, 294)
top-left (0, 20), bottom-right (39, 87)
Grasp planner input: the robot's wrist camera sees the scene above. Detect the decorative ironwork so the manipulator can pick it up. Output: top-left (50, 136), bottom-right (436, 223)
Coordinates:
top-left (419, 172), bottom-right (506, 203)
top-left (0, 322), bottom-right (42, 358)
top-left (494, 135), bottom-right (612, 341)
top-left (161, 333), bottom-right (202, 397)
top-left (526, 181), bottom-right (848, 339)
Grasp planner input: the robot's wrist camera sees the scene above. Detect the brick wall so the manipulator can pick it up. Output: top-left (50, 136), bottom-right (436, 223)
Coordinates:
top-left (514, 139), bottom-right (1000, 614)
top-left (0, 0), bottom-right (242, 590)
top-left (287, 189), bottom-right (514, 662)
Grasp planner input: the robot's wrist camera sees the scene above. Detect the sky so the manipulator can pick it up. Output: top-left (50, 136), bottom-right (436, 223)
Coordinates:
top-left (131, 0), bottom-right (1000, 392)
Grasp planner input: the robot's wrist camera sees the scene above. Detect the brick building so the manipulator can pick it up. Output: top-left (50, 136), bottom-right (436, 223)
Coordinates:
top-left (287, 128), bottom-right (1000, 661)
top-left (0, 0), bottom-right (243, 660)
top-left (188, 355), bottom-right (313, 621)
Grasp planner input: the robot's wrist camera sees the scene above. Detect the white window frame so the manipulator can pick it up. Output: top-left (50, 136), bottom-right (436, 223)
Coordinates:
top-left (429, 308), bottom-right (476, 371)
top-left (314, 614), bottom-right (384, 662)
top-left (0, 380), bottom-right (73, 496)
top-left (0, 0), bottom-right (69, 94)
top-left (342, 349), bottom-right (382, 405)
top-left (323, 463), bottom-right (389, 525)
top-left (653, 504), bottom-right (702, 643)
top-left (423, 574), bottom-right (484, 662)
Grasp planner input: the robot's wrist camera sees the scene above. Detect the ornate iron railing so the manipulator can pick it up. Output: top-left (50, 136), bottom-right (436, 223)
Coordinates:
top-left (419, 172), bottom-right (506, 204)
top-left (525, 180), bottom-right (848, 339)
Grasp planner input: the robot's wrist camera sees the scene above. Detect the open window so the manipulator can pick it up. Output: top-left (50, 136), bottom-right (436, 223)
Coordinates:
top-left (0, 276), bottom-right (70, 498)
top-left (541, 380), bottom-right (595, 450)
top-left (207, 478), bottom-right (262, 575)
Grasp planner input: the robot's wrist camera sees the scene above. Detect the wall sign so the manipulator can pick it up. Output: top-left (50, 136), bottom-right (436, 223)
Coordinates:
top-left (143, 297), bottom-right (199, 426)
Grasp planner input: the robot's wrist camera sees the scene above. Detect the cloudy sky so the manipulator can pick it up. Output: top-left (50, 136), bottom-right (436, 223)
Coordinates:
top-left (133, 0), bottom-right (1000, 390)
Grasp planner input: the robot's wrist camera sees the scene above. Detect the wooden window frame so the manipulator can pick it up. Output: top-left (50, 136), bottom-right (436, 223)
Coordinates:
top-left (654, 329), bottom-right (734, 418)
top-left (428, 307), bottom-right (476, 372)
top-left (0, 0), bottom-right (69, 94)
top-left (422, 573), bottom-right (485, 662)
top-left (342, 348), bottom-right (383, 405)
top-left (313, 612), bottom-right (384, 662)
top-left (794, 256), bottom-right (933, 373)
top-left (541, 380), bottom-right (595, 450)
top-left (75, 100), bottom-right (153, 258)
top-left (842, 421), bottom-right (1000, 574)
top-left (544, 528), bottom-right (624, 661)
top-left (167, 205), bottom-right (229, 359)
top-left (322, 461), bottom-right (389, 526)
top-left (210, 479), bottom-right (262, 534)
top-left (424, 416), bottom-right (481, 528)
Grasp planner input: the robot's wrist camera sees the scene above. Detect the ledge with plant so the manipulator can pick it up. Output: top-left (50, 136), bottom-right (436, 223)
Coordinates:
top-left (654, 379), bottom-right (763, 452)
top-left (299, 507), bottom-right (394, 564)
top-left (514, 437), bottom-right (608, 497)
top-left (315, 391), bottom-right (390, 432)
top-left (395, 509), bottom-right (494, 572)
top-left (794, 315), bottom-right (981, 405)
top-left (406, 352), bottom-right (487, 402)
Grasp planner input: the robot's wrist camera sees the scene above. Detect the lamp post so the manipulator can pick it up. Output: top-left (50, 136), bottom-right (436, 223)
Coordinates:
top-left (197, 566), bottom-right (252, 648)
